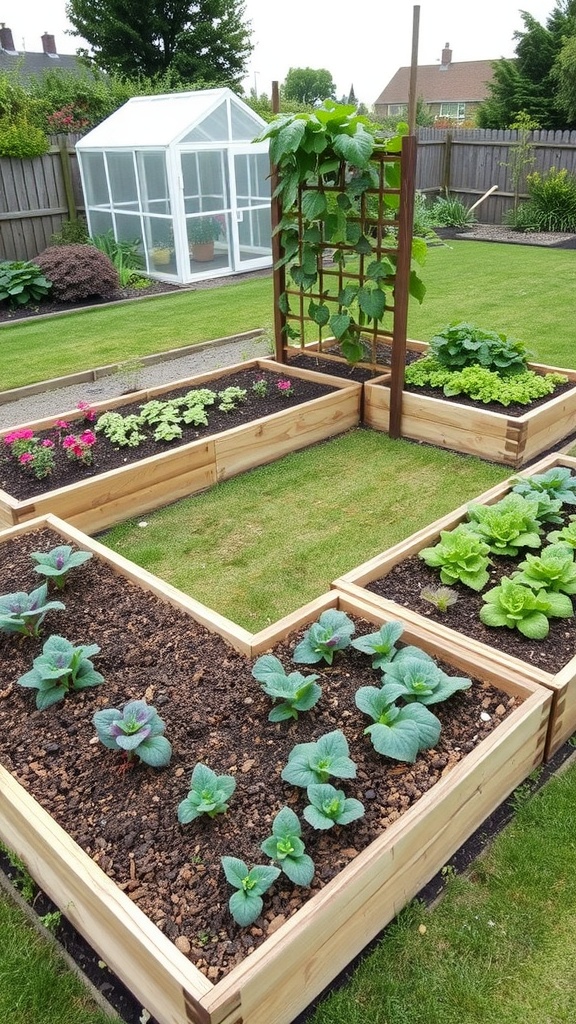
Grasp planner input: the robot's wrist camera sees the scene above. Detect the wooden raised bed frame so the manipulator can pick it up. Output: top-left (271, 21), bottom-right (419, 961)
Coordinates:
top-left (363, 340), bottom-right (576, 468)
top-left (0, 359), bottom-right (361, 535)
top-left (0, 515), bottom-right (551, 1024)
top-left (334, 452), bottom-right (576, 759)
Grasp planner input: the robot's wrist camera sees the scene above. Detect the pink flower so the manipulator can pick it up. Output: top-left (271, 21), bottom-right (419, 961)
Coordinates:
top-left (79, 430), bottom-right (96, 445)
top-left (55, 420), bottom-right (70, 430)
top-left (76, 401), bottom-right (96, 421)
top-left (18, 452), bottom-right (33, 464)
top-left (41, 439), bottom-right (55, 448)
top-left (276, 379), bottom-right (292, 391)
top-left (4, 428), bottom-right (34, 445)
top-left (62, 435), bottom-right (77, 448)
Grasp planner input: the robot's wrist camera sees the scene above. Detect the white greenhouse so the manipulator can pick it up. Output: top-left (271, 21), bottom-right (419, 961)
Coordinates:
top-left (76, 89), bottom-right (272, 284)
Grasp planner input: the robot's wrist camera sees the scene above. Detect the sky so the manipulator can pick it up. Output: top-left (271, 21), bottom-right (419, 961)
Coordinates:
top-left (0, 0), bottom-right (559, 106)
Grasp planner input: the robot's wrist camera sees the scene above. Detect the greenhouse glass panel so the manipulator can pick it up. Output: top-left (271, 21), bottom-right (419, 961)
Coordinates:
top-left (180, 100), bottom-right (229, 143)
top-left (88, 210), bottom-right (114, 237)
top-left (136, 151), bottom-right (171, 215)
top-left (114, 212), bottom-right (145, 254)
top-left (231, 103), bottom-right (263, 141)
top-left (181, 151), bottom-right (228, 215)
top-left (106, 151), bottom-right (139, 209)
top-left (81, 151), bottom-right (109, 207)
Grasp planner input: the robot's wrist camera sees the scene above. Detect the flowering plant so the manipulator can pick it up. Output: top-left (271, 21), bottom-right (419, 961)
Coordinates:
top-left (3, 428), bottom-right (55, 479)
top-left (276, 378), bottom-right (294, 397)
top-left (62, 430), bottom-right (97, 465)
top-left (76, 401), bottom-right (97, 422)
top-left (252, 378), bottom-right (268, 397)
top-left (46, 104), bottom-right (90, 134)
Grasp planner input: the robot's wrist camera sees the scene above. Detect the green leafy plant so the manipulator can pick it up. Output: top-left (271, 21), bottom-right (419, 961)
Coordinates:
top-left (17, 634), bottom-right (103, 710)
top-left (429, 322), bottom-right (529, 372)
top-left (419, 524), bottom-right (492, 591)
top-left (404, 358), bottom-right (567, 407)
top-left (221, 857), bottom-right (280, 927)
top-left (30, 544), bottom-right (93, 589)
top-left (355, 686), bottom-right (441, 762)
top-left (260, 807), bottom-right (315, 885)
top-left (218, 387), bottom-right (247, 412)
top-left (188, 216), bottom-right (224, 245)
top-left (281, 729), bottom-right (356, 787)
top-left (429, 192), bottom-right (476, 228)
top-left (480, 576), bottom-right (573, 639)
top-left (95, 411), bottom-right (147, 447)
top-left (303, 783), bottom-right (365, 831)
top-left (91, 230), bottom-right (144, 286)
top-left (0, 261), bottom-right (52, 308)
top-left (350, 620), bottom-right (403, 668)
top-left (512, 467), bottom-right (576, 506)
top-left (420, 586), bottom-right (458, 612)
top-left (512, 544), bottom-right (576, 595)
top-left (465, 493), bottom-right (543, 556)
top-left (0, 583), bottom-right (65, 637)
top-left (292, 609), bottom-right (356, 665)
top-left (517, 166), bottom-right (576, 233)
top-left (548, 518), bottom-right (576, 549)
top-left (380, 655), bottom-right (471, 706)
top-left (92, 699), bottom-right (172, 767)
top-left (251, 654), bottom-right (322, 721)
top-left (177, 762), bottom-right (236, 823)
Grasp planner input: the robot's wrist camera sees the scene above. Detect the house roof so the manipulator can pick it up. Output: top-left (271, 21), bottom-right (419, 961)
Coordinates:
top-left (375, 59), bottom-right (495, 106)
top-left (0, 49), bottom-right (81, 76)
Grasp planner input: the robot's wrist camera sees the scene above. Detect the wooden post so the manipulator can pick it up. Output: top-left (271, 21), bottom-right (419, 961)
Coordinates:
top-left (58, 136), bottom-right (78, 223)
top-left (442, 131), bottom-right (453, 194)
top-left (270, 81), bottom-right (287, 364)
top-left (407, 6), bottom-right (420, 135)
top-left (388, 135), bottom-right (417, 439)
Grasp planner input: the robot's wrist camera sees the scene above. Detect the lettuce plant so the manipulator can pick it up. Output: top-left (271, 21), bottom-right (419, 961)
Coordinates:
top-left (512, 466), bottom-right (576, 506)
top-left (30, 544), bottom-right (93, 589)
top-left (303, 783), bottom-right (365, 831)
top-left (177, 763), bottom-right (236, 823)
top-left (17, 634), bottom-right (103, 710)
top-left (548, 518), bottom-right (576, 549)
top-left (355, 686), bottom-right (441, 762)
top-left (0, 583), bottom-right (65, 636)
top-left (512, 544), bottom-right (576, 595)
top-left (218, 386), bottom-right (247, 411)
top-left (419, 524), bottom-right (492, 591)
top-left (380, 655), bottom-right (471, 706)
top-left (221, 857), bottom-right (281, 927)
top-left (251, 654), bottom-right (321, 720)
top-left (292, 610), bottom-right (356, 665)
top-left (281, 729), bottom-right (357, 787)
top-left (260, 807), bottom-right (315, 886)
top-left (92, 700), bottom-right (172, 766)
top-left (480, 577), bottom-right (573, 639)
top-left (429, 322), bottom-right (529, 372)
top-left (95, 411), bottom-right (146, 447)
top-left (465, 494), bottom-right (542, 556)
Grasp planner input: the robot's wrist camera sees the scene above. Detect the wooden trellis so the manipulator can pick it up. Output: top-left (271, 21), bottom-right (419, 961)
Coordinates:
top-left (271, 135), bottom-right (417, 437)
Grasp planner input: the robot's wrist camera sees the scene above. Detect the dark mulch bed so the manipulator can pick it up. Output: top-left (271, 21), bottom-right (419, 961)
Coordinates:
top-left (0, 528), bottom-right (519, 986)
top-left (0, 367), bottom-right (336, 501)
top-left (399, 377), bottom-right (576, 418)
top-left (0, 281), bottom-right (183, 324)
top-left (287, 342), bottom-right (422, 384)
top-left (365, 501), bottom-right (576, 676)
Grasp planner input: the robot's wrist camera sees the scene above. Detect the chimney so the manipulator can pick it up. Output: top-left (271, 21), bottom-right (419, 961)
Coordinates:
top-left (0, 24), bottom-right (16, 51)
top-left (41, 32), bottom-right (57, 55)
top-left (440, 42), bottom-right (452, 67)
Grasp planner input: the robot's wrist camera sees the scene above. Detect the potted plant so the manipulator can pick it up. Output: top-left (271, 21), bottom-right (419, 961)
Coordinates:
top-left (148, 240), bottom-right (172, 266)
top-left (188, 216), bottom-right (224, 262)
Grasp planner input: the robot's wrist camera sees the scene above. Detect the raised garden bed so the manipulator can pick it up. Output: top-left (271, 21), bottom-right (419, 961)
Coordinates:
top-left (334, 452), bottom-right (576, 758)
top-left (363, 340), bottom-right (576, 468)
top-left (0, 515), bottom-right (551, 1024)
top-left (0, 359), bottom-right (361, 534)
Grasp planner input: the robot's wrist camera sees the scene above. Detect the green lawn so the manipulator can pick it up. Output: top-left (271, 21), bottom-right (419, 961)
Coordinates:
top-left (0, 241), bottom-right (575, 391)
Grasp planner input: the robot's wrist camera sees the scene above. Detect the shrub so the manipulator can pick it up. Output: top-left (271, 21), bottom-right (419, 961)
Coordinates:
top-left (429, 191), bottom-right (476, 228)
top-left (34, 244), bottom-right (119, 302)
top-left (50, 218), bottom-right (90, 246)
top-left (0, 120), bottom-right (49, 158)
top-left (516, 167), bottom-right (576, 233)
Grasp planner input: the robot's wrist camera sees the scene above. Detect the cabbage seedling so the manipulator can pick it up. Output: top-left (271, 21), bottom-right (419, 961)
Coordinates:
top-left (260, 807), bottom-right (315, 886)
top-left (30, 544), bottom-right (93, 589)
top-left (355, 686), bottom-right (441, 762)
top-left (92, 700), bottom-right (172, 767)
top-left (281, 730), bottom-right (357, 787)
top-left (17, 634), bottom-right (103, 710)
top-left (480, 576), bottom-right (573, 639)
top-left (0, 583), bottom-right (65, 637)
top-left (380, 655), bottom-right (471, 706)
top-left (251, 654), bottom-right (321, 720)
top-left (292, 609), bottom-right (356, 665)
top-left (303, 783), bottom-right (365, 831)
top-left (177, 762), bottom-right (236, 823)
top-left (221, 857), bottom-right (281, 927)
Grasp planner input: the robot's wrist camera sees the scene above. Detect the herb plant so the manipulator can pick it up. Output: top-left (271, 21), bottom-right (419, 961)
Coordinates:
top-left (281, 730), bottom-right (357, 787)
top-left (303, 783), bottom-right (365, 830)
top-left (95, 412), bottom-right (147, 447)
top-left (251, 654), bottom-right (322, 720)
top-left (0, 583), bottom-right (65, 636)
top-left (419, 524), bottom-right (492, 591)
top-left (260, 807), bottom-right (315, 886)
top-left (92, 700), bottom-right (172, 766)
top-left (292, 610), bottom-right (356, 665)
top-left (512, 544), bottom-right (576, 594)
top-left (17, 635), bottom-right (103, 710)
top-left (420, 586), bottom-right (458, 612)
top-left (355, 686), bottom-right (441, 762)
top-left (177, 763), bottom-right (236, 823)
top-left (380, 655), bottom-right (471, 705)
top-left (218, 387), bottom-right (247, 412)
top-left (465, 494), bottom-right (542, 556)
top-left (221, 857), bottom-right (281, 927)
top-left (480, 577), bottom-right (573, 639)
top-left (30, 544), bottom-right (93, 589)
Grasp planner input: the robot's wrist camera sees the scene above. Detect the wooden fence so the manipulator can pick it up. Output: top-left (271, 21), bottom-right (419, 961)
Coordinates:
top-left (0, 134), bottom-right (84, 261)
top-left (416, 127), bottom-right (576, 224)
top-left (1, 128), bottom-right (576, 261)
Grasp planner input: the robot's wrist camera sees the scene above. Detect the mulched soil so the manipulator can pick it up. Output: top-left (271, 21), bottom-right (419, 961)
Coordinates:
top-left (0, 368), bottom-right (336, 501)
top-left (0, 528), bottom-right (520, 985)
top-left (365, 499), bottom-right (576, 676)
top-left (0, 281), bottom-right (183, 324)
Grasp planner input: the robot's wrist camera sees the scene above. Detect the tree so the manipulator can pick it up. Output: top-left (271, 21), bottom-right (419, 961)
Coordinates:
top-left (282, 67), bottom-right (336, 106)
top-left (65, 0), bottom-right (253, 86)
top-left (553, 35), bottom-right (576, 120)
top-left (477, 0), bottom-right (576, 129)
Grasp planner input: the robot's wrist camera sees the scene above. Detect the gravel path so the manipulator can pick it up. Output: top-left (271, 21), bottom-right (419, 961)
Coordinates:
top-left (0, 333), bottom-right (274, 429)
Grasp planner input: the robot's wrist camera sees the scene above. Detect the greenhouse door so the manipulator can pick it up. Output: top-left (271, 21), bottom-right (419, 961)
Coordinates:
top-left (230, 149), bottom-right (272, 270)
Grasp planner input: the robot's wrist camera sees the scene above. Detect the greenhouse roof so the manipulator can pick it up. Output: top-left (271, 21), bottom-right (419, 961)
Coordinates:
top-left (76, 88), bottom-right (266, 149)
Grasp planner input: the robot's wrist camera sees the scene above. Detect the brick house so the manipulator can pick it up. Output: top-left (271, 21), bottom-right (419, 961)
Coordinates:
top-left (0, 24), bottom-right (81, 77)
top-left (374, 43), bottom-right (495, 123)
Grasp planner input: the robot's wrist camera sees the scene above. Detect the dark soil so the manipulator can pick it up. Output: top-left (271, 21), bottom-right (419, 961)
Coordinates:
top-left (0, 527), bottom-right (520, 986)
top-left (0, 281), bottom-right (183, 324)
top-left (400, 377), bottom-right (576, 418)
top-left (287, 343), bottom-right (422, 384)
top-left (0, 367), bottom-right (336, 501)
top-left (365, 502), bottom-right (576, 675)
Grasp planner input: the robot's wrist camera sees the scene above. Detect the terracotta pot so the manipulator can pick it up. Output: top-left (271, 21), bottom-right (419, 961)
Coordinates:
top-left (191, 241), bottom-right (215, 262)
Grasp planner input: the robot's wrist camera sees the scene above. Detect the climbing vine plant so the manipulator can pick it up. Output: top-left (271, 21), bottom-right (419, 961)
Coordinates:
top-left (256, 101), bottom-right (426, 365)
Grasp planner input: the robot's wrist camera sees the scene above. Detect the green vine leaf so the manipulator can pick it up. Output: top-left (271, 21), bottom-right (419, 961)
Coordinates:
top-left (278, 292), bottom-right (290, 315)
top-left (345, 221), bottom-right (362, 244)
top-left (358, 286), bottom-right (386, 320)
top-left (366, 259), bottom-right (395, 281)
top-left (340, 336), bottom-right (365, 363)
top-left (409, 270), bottom-right (427, 304)
top-left (304, 225), bottom-right (322, 244)
top-left (338, 285), bottom-right (358, 307)
top-left (324, 210), bottom-right (347, 244)
top-left (354, 235), bottom-right (374, 255)
top-left (302, 191), bottom-right (328, 221)
top-left (308, 301), bottom-right (331, 326)
top-left (330, 313), bottom-right (352, 339)
top-left (291, 265), bottom-right (317, 290)
top-left (270, 120), bottom-right (307, 162)
top-left (333, 127), bottom-right (375, 168)
top-left (411, 237), bottom-right (428, 266)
